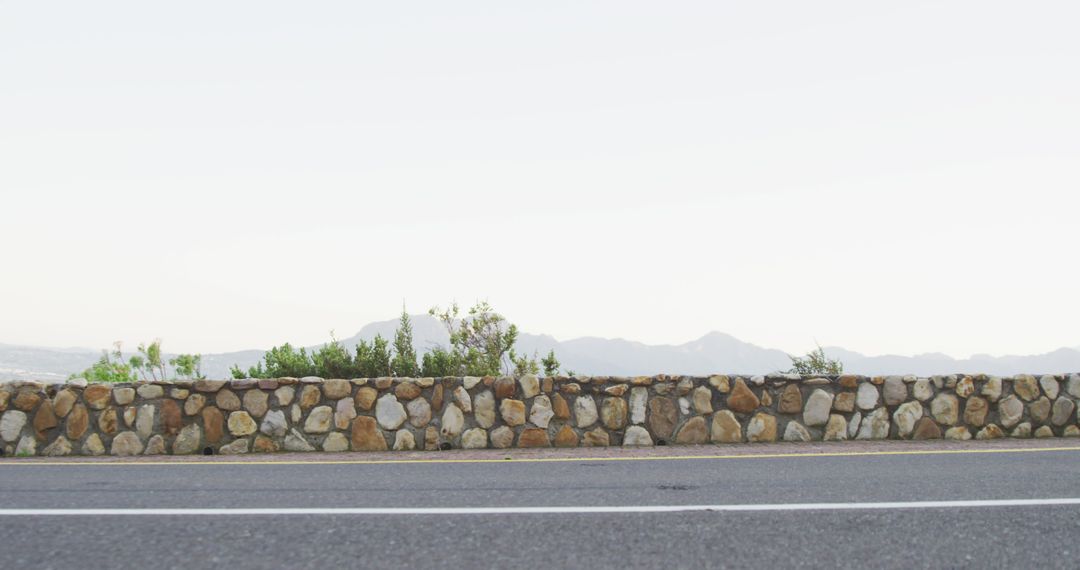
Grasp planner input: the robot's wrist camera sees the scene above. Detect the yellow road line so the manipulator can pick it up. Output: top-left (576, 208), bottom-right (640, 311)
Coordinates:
top-left (3, 445), bottom-right (1080, 467)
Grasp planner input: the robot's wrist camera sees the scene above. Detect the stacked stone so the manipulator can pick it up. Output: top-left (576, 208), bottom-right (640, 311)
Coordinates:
top-left (1, 373), bottom-right (1079, 456)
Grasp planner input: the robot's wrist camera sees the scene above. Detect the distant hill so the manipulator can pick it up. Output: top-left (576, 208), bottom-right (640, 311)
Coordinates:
top-left (2, 315), bottom-right (1078, 381)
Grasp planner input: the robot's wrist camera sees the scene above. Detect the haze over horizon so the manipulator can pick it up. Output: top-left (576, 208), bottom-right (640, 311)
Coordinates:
top-left (3, 1), bottom-right (1078, 358)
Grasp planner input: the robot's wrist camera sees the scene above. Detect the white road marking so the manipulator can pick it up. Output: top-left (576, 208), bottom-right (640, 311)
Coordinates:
top-left (2, 498), bottom-right (1080, 516)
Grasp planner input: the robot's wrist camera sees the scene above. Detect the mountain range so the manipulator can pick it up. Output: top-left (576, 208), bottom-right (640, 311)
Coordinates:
top-left (2, 315), bottom-right (1078, 382)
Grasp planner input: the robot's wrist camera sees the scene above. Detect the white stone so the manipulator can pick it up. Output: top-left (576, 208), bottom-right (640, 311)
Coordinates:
top-left (274, 386), bottom-right (295, 406)
top-left (856, 408), bottom-right (889, 440)
top-left (1067, 374), bottom-right (1080, 399)
top-left (622, 425), bottom-right (653, 446)
top-left (529, 395), bottom-right (555, 428)
top-left (322, 432), bottom-right (349, 452)
top-left (135, 405), bottom-right (155, 439)
top-left (173, 423), bottom-right (202, 455)
top-left (463, 377), bottom-right (482, 390)
top-left (15, 435), bottom-right (36, 456)
top-left (519, 375), bottom-right (540, 399)
top-left (136, 384), bottom-right (164, 399)
top-left (783, 421), bottom-right (811, 442)
top-left (750, 375), bottom-right (765, 386)
top-left (1040, 376), bottom-right (1060, 400)
top-left (848, 411), bottom-right (862, 439)
top-left (218, 439), bottom-right (249, 454)
top-left (0, 410), bottom-right (27, 443)
top-left (998, 396), bottom-right (1024, 428)
top-left (284, 428), bottom-right (315, 452)
top-left (82, 433), bottom-right (105, 455)
top-left (474, 391), bottom-right (496, 428)
top-left (629, 387), bottom-right (648, 425)
top-left (982, 377), bottom-right (1002, 401)
top-left (441, 404), bottom-right (464, 438)
top-left (945, 426), bottom-right (972, 441)
top-left (260, 410), bottom-right (288, 437)
top-left (303, 406), bottom-right (333, 433)
top-left (856, 383), bottom-right (879, 410)
top-left (461, 428), bottom-right (488, 449)
top-left (393, 430), bottom-right (416, 451)
top-left (893, 401), bottom-right (923, 437)
top-left (913, 379), bottom-right (933, 401)
top-left (375, 394), bottom-right (407, 430)
top-left (802, 389), bottom-right (833, 427)
top-left (574, 396), bottom-right (598, 428)
top-left (406, 397), bottom-right (432, 427)
top-left (678, 397), bottom-right (691, 416)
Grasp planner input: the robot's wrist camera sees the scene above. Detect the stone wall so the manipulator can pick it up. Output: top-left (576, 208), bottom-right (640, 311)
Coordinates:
top-left (1, 373), bottom-right (1079, 457)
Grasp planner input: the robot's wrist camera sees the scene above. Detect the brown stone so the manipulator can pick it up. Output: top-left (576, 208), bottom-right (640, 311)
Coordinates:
top-left (911, 417), bottom-right (942, 440)
top-left (322, 379), bottom-right (351, 400)
top-left (216, 389), bottom-right (241, 412)
top-left (253, 435), bottom-right (279, 453)
top-left (14, 390), bottom-right (41, 412)
top-left (0, 389), bottom-right (8, 411)
top-left (760, 391), bottom-right (773, 407)
top-left (711, 410), bottom-right (742, 443)
top-left (838, 375), bottom-right (859, 389)
top-left (375, 377), bottom-right (393, 390)
top-left (553, 425), bottom-right (579, 447)
top-left (605, 385), bottom-right (628, 397)
top-left (431, 383), bottom-right (445, 412)
top-left (394, 382), bottom-right (421, 401)
top-left (674, 416), bottom-right (709, 444)
top-left (600, 397), bottom-right (628, 430)
top-left (299, 385), bottom-right (321, 409)
top-left (582, 427), bottom-right (610, 447)
top-left (53, 389), bottom-right (77, 418)
top-left (202, 406), bottom-right (225, 444)
top-left (494, 377), bottom-right (516, 399)
top-left (161, 399), bottom-right (182, 435)
top-left (833, 392), bottom-right (855, 413)
top-left (32, 400), bottom-right (58, 438)
top-left (646, 398), bottom-right (678, 440)
top-left (355, 387), bottom-right (377, 411)
top-left (98, 407), bottom-right (118, 435)
top-left (746, 412), bottom-right (777, 443)
top-left (350, 416), bottom-right (388, 451)
top-left (778, 384), bottom-right (802, 414)
top-left (726, 379), bottom-right (760, 414)
top-left (561, 383), bottom-right (581, 395)
top-left (552, 393), bottom-right (571, 419)
top-left (962, 396), bottom-right (988, 427)
top-left (518, 428), bottom-right (551, 448)
top-left (542, 377), bottom-right (554, 393)
top-left (82, 385), bottom-right (112, 410)
top-left (66, 404), bottom-right (89, 439)
top-left (500, 399), bottom-right (526, 426)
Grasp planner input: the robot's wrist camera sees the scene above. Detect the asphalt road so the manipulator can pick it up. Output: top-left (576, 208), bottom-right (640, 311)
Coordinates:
top-left (3, 443), bottom-right (1080, 568)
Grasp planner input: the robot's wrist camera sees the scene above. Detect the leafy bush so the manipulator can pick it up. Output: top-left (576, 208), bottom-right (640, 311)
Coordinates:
top-left (230, 300), bottom-right (560, 379)
top-left (787, 344), bottom-right (844, 375)
top-left (75, 340), bottom-right (203, 382)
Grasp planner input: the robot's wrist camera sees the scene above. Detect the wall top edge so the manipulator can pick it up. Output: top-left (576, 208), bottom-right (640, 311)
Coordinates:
top-left (3, 372), bottom-right (1079, 392)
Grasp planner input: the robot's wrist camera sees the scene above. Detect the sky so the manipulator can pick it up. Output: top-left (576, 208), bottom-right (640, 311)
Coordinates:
top-left (2, 1), bottom-right (1078, 358)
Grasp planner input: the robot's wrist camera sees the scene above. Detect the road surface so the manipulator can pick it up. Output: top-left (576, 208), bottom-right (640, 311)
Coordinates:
top-left (2, 440), bottom-right (1079, 568)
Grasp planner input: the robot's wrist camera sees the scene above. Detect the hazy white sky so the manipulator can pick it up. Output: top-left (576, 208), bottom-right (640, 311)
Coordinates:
top-left (2, 1), bottom-right (1078, 358)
